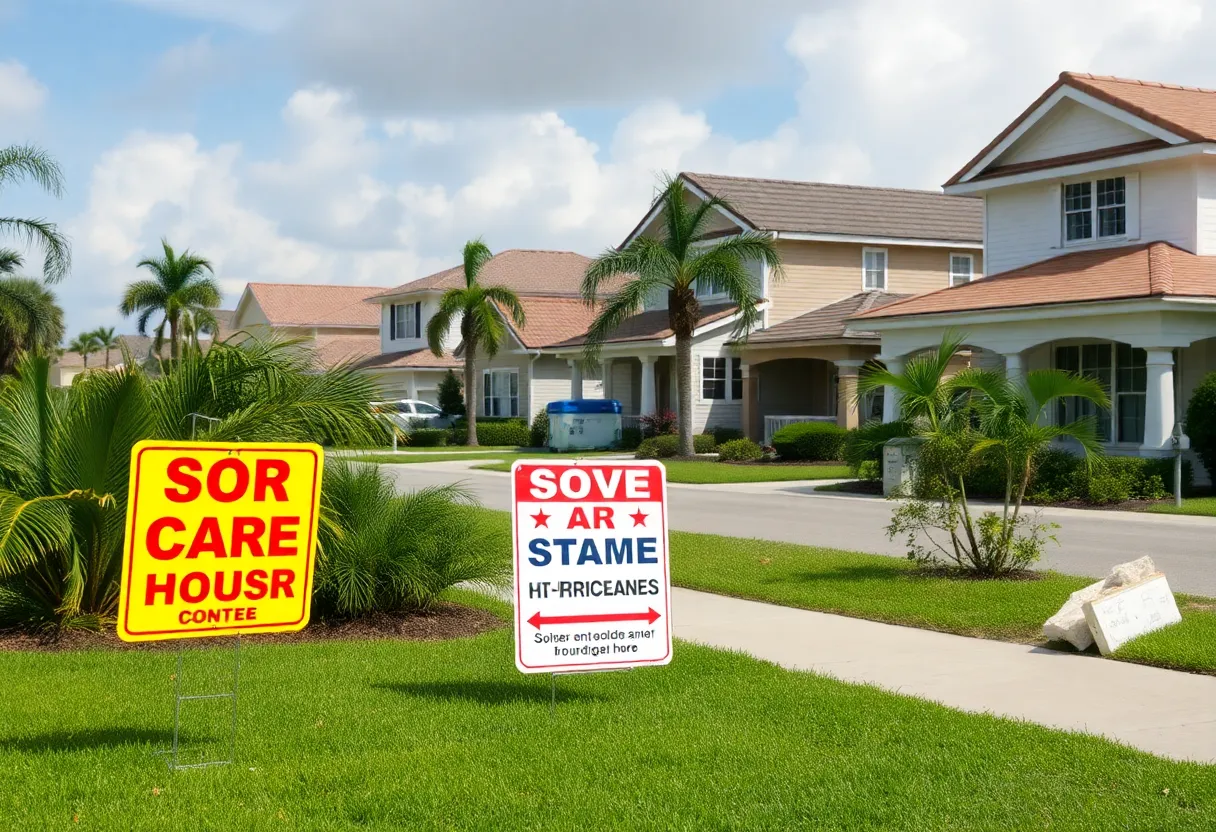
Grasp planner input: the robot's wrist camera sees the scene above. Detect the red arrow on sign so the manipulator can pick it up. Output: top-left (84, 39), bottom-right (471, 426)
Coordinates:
top-left (528, 608), bottom-right (661, 629)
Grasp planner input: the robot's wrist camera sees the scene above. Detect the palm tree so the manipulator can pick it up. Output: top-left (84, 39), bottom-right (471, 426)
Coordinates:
top-left (0, 337), bottom-right (384, 629)
top-left (0, 272), bottom-right (64, 374)
top-left (0, 145), bottom-right (71, 284)
top-left (426, 240), bottom-right (526, 447)
top-left (581, 175), bottom-right (783, 456)
top-left (119, 239), bottom-right (221, 362)
top-left (67, 332), bottom-right (100, 370)
top-left (179, 306), bottom-right (220, 356)
top-left (90, 326), bottom-right (119, 368)
top-left (856, 332), bottom-right (1108, 576)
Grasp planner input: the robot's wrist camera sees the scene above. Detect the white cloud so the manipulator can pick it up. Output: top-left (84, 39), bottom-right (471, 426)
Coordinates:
top-left (0, 60), bottom-right (46, 127)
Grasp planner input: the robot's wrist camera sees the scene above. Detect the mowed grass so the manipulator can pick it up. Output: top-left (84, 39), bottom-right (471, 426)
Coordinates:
top-left (468, 509), bottom-right (1216, 673)
top-left (475, 459), bottom-right (852, 483)
top-left (2, 599), bottom-right (1214, 830)
top-left (347, 450), bottom-right (619, 465)
top-left (1146, 497), bottom-right (1216, 517)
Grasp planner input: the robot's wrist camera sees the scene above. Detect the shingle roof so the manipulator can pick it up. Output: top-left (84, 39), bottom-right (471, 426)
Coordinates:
top-left (367, 250), bottom-right (597, 301)
top-left (677, 172), bottom-right (983, 243)
top-left (313, 333), bottom-right (382, 369)
top-left (947, 72), bottom-right (1216, 186)
top-left (245, 283), bottom-right (382, 328)
top-left (502, 295), bottom-right (603, 349)
top-left (552, 302), bottom-right (740, 348)
top-left (748, 292), bottom-right (911, 344)
top-left (356, 348), bottom-right (462, 371)
top-left (854, 242), bottom-right (1216, 320)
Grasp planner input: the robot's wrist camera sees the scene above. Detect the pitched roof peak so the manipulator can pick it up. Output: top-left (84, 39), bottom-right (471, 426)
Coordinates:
top-left (1062, 71), bottom-right (1216, 96)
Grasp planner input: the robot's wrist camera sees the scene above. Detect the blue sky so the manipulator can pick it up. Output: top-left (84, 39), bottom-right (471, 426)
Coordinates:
top-left (1, 0), bottom-right (1214, 337)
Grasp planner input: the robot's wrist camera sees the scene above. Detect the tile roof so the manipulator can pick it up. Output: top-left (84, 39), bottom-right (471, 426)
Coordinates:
top-left (947, 71), bottom-right (1216, 186)
top-left (356, 347), bottom-right (462, 371)
top-left (245, 282), bottom-right (382, 328)
top-left (854, 242), bottom-right (1216, 320)
top-left (368, 249), bottom-right (597, 300)
top-left (313, 333), bottom-right (382, 369)
top-left (552, 302), bottom-right (740, 348)
top-left (677, 172), bottom-right (983, 243)
top-left (503, 295), bottom-right (603, 349)
top-left (748, 292), bottom-right (912, 344)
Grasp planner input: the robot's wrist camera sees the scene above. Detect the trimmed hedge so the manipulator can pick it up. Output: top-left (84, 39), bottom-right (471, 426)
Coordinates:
top-left (963, 447), bottom-right (1192, 505)
top-left (408, 428), bottom-right (448, 447)
top-left (771, 421), bottom-right (848, 461)
top-left (709, 426), bottom-right (745, 444)
top-left (530, 410), bottom-right (549, 448)
top-left (449, 417), bottom-right (531, 447)
top-left (1186, 371), bottom-right (1216, 479)
top-left (635, 433), bottom-right (715, 459)
top-left (717, 438), bottom-right (763, 462)
top-left (843, 420), bottom-right (910, 479)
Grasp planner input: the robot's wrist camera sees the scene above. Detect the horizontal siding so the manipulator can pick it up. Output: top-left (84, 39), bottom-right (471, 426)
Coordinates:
top-left (768, 240), bottom-right (983, 325)
top-left (1196, 161), bottom-right (1216, 256)
top-left (996, 98), bottom-right (1152, 166)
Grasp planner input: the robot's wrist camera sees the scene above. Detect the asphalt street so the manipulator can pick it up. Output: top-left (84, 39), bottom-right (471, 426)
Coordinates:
top-left (380, 461), bottom-right (1216, 596)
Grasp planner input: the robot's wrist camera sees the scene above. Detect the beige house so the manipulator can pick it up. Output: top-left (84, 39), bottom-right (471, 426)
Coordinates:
top-left (230, 282), bottom-right (381, 369)
top-left (855, 71), bottom-right (1216, 477)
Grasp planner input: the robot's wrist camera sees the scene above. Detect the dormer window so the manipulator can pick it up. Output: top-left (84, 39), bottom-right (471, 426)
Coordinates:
top-left (390, 301), bottom-right (421, 340)
top-left (1063, 176), bottom-right (1126, 243)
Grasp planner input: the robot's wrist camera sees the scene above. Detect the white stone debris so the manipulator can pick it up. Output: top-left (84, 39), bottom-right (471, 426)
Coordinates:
top-left (1042, 556), bottom-right (1158, 651)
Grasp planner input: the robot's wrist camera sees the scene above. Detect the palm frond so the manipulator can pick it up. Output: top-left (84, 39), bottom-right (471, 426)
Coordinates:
top-left (0, 216), bottom-right (71, 283)
top-left (461, 238), bottom-right (493, 288)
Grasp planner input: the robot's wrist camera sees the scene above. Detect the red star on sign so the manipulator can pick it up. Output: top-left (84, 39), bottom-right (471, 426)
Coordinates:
top-left (629, 509), bottom-right (648, 527)
top-left (531, 510), bottom-right (550, 528)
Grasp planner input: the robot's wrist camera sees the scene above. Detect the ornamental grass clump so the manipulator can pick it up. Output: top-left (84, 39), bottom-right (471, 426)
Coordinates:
top-left (314, 461), bottom-right (508, 619)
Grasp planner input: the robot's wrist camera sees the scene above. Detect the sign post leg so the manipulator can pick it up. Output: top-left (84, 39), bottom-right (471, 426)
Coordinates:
top-left (158, 637), bottom-right (242, 771)
top-left (550, 673), bottom-right (556, 718)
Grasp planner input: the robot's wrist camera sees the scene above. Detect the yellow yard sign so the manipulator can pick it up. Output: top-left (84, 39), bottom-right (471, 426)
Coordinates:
top-left (118, 441), bottom-right (324, 642)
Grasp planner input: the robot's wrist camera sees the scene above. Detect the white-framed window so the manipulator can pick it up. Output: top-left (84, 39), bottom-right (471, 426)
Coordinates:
top-left (482, 369), bottom-right (519, 417)
top-left (701, 357), bottom-right (743, 401)
top-left (949, 253), bottom-right (974, 287)
top-left (694, 275), bottom-right (727, 300)
top-left (862, 247), bottom-right (887, 291)
top-left (1055, 342), bottom-right (1147, 443)
top-left (1063, 176), bottom-right (1126, 243)
top-left (391, 301), bottom-right (421, 340)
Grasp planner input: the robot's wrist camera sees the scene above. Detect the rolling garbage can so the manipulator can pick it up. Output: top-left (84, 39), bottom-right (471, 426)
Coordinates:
top-left (547, 399), bottom-right (622, 451)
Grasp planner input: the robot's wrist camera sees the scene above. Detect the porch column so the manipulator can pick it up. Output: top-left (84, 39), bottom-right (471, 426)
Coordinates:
top-left (567, 359), bottom-right (583, 399)
top-left (601, 360), bottom-right (612, 401)
top-left (741, 362), bottom-right (759, 441)
top-left (879, 355), bottom-right (904, 423)
top-left (640, 355), bottom-right (657, 415)
top-left (1004, 351), bottom-right (1024, 387)
top-left (834, 360), bottom-right (866, 430)
top-left (406, 372), bottom-right (419, 400)
top-left (1141, 348), bottom-right (1176, 454)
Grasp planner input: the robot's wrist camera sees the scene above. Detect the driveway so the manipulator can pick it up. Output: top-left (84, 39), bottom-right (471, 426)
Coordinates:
top-left (380, 461), bottom-right (1216, 596)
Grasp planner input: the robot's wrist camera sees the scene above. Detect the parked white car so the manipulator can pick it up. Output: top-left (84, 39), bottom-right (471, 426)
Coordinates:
top-left (372, 399), bottom-right (452, 433)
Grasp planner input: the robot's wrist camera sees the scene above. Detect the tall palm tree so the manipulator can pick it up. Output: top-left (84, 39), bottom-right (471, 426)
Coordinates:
top-left (119, 239), bottom-right (221, 362)
top-left (0, 145), bottom-right (71, 284)
top-left (581, 175), bottom-right (783, 456)
top-left (426, 240), bottom-right (526, 447)
top-left (0, 272), bottom-right (64, 374)
top-left (67, 332), bottom-right (100, 370)
top-left (90, 326), bottom-right (119, 368)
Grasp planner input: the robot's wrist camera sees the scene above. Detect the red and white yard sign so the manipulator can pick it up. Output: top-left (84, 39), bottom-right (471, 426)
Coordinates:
top-left (511, 459), bottom-right (672, 674)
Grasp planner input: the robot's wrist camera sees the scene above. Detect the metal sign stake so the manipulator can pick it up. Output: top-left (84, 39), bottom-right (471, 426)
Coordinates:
top-left (157, 635), bottom-right (242, 771)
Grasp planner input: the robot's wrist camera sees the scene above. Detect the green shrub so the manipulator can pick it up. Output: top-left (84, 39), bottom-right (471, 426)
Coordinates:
top-left (857, 460), bottom-right (880, 480)
top-left (710, 426), bottom-right (745, 444)
top-left (436, 370), bottom-right (465, 418)
top-left (771, 421), bottom-right (848, 461)
top-left (842, 420), bottom-right (909, 477)
top-left (717, 438), bottom-right (763, 462)
top-left (618, 426), bottom-right (642, 450)
top-left (408, 428), bottom-right (448, 447)
top-left (967, 447), bottom-right (1191, 504)
top-left (314, 462), bottom-right (508, 618)
top-left (694, 433), bottom-right (716, 453)
top-left (449, 418), bottom-right (530, 447)
top-left (636, 435), bottom-right (680, 459)
top-left (1186, 371), bottom-right (1216, 479)
top-left (639, 409), bottom-right (677, 437)
top-left (530, 409), bottom-right (549, 448)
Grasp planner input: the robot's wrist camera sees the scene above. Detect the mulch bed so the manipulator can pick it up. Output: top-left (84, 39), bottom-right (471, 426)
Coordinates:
top-left (0, 602), bottom-right (506, 653)
top-left (819, 480), bottom-right (883, 494)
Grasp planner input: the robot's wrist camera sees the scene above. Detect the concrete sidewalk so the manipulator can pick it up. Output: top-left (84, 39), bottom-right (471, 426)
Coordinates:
top-left (672, 587), bottom-right (1216, 763)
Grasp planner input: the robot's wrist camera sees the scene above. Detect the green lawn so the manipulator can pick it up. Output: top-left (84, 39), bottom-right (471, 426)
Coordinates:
top-left (2, 595), bottom-right (1213, 830)
top-left (1147, 497), bottom-right (1216, 517)
top-left (337, 444), bottom-right (523, 453)
top-left (474, 458), bottom-right (852, 484)
top-left (347, 450), bottom-right (619, 465)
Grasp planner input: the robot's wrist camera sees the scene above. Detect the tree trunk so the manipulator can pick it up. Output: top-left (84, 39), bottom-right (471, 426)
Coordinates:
top-left (464, 345), bottom-right (479, 448)
top-left (169, 313), bottom-right (180, 362)
top-left (675, 334), bottom-right (694, 456)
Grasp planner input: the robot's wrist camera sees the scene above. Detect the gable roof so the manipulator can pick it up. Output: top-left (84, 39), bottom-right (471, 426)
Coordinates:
top-left (367, 250), bottom-right (596, 301)
top-left (499, 295), bottom-right (604, 350)
top-left (746, 291), bottom-right (911, 345)
top-left (946, 72), bottom-right (1216, 187)
top-left (551, 302), bottom-right (741, 348)
top-left (853, 241), bottom-right (1216, 321)
top-left (645, 172), bottom-right (983, 244)
top-left (243, 283), bottom-right (382, 328)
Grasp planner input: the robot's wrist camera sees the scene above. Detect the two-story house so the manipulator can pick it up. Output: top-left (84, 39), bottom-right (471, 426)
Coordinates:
top-left (230, 282), bottom-right (382, 369)
top-left (544, 173), bottom-right (983, 442)
top-left (856, 72), bottom-right (1216, 471)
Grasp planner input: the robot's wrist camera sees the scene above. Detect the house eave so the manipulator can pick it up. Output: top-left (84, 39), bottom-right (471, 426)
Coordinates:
top-left (857, 295), bottom-right (1208, 331)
